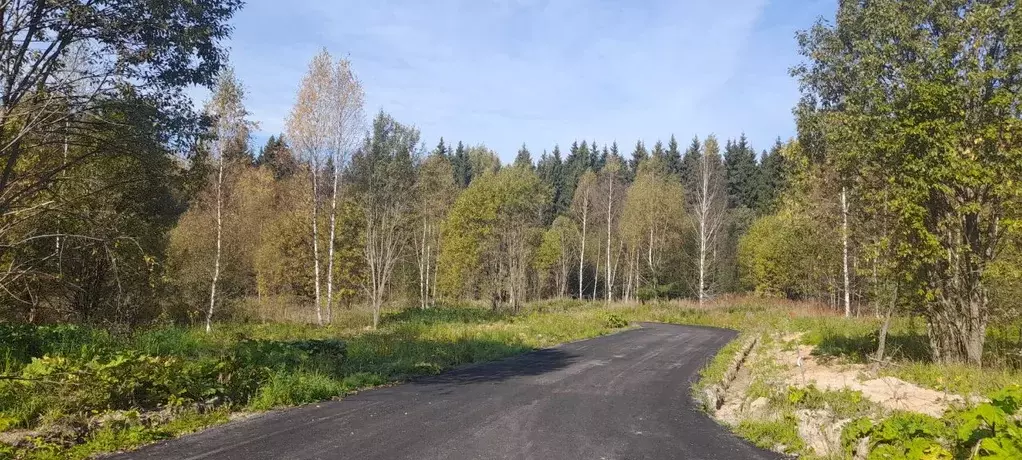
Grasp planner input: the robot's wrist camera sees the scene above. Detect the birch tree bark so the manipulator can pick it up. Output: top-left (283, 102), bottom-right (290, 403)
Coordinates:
top-left (841, 186), bottom-right (851, 317)
top-left (323, 59), bottom-right (365, 324)
top-left (204, 67), bottom-right (251, 333)
top-left (573, 171), bottom-right (597, 299)
top-left (692, 136), bottom-right (726, 306)
top-left (286, 51), bottom-right (364, 325)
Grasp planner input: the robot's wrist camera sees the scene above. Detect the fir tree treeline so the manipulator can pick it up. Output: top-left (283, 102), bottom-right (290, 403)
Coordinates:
top-left (3, 0), bottom-right (1020, 370)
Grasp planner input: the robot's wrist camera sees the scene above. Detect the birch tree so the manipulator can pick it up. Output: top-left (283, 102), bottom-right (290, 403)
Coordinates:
top-left (600, 155), bottom-right (625, 302)
top-left (572, 170), bottom-right (597, 299)
top-left (841, 186), bottom-right (850, 317)
top-left (286, 50), bottom-right (341, 325)
top-left (351, 112), bottom-right (418, 329)
top-left (323, 59), bottom-right (365, 324)
top-left (204, 67), bottom-right (251, 333)
top-left (691, 135), bottom-right (726, 305)
top-left (415, 153), bottom-right (457, 308)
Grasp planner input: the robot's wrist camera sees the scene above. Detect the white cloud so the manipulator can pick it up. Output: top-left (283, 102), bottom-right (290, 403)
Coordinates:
top-left (222, 0), bottom-right (832, 159)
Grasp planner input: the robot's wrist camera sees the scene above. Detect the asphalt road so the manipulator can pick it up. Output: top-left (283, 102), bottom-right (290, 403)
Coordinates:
top-left (114, 323), bottom-right (782, 460)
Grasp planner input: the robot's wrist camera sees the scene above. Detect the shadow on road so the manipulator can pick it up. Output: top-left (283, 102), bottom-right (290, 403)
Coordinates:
top-left (407, 347), bottom-right (579, 387)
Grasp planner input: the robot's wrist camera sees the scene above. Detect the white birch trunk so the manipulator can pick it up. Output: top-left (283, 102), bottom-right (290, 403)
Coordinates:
top-left (325, 158), bottom-right (340, 324)
top-left (592, 237), bottom-right (600, 300)
top-left (842, 186), bottom-right (851, 317)
top-left (310, 167), bottom-right (323, 325)
top-left (206, 156), bottom-right (224, 333)
top-left (578, 201), bottom-right (587, 299)
top-left (606, 176), bottom-right (614, 303)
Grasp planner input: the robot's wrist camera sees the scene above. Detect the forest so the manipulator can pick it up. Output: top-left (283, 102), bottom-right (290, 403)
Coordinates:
top-left (2, 0), bottom-right (1022, 457)
top-left (1, 0), bottom-right (1020, 365)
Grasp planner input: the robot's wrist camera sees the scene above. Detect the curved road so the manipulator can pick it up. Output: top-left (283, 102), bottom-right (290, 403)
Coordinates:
top-left (116, 323), bottom-right (781, 460)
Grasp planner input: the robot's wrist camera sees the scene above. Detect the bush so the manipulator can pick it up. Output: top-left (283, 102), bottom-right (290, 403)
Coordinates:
top-left (841, 387), bottom-right (1022, 459)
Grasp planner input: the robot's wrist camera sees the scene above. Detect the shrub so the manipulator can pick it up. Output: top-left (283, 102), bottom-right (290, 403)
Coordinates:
top-left (952, 385), bottom-right (1022, 458)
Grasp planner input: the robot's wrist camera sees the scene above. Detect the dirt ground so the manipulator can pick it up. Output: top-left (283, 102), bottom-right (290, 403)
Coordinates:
top-left (713, 333), bottom-right (970, 458)
top-left (777, 342), bottom-right (964, 418)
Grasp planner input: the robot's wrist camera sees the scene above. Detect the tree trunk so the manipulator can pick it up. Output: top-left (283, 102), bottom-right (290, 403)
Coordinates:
top-left (325, 158), bottom-right (340, 324)
top-left (698, 216), bottom-right (707, 306)
top-left (842, 186), bottom-right (851, 317)
top-left (418, 222), bottom-right (427, 309)
top-left (606, 175), bottom-right (614, 303)
top-left (874, 284), bottom-right (898, 364)
top-left (578, 202), bottom-right (587, 299)
top-left (625, 246), bottom-right (634, 302)
top-left (310, 166), bottom-right (323, 325)
top-left (592, 237), bottom-right (600, 300)
top-left (425, 239), bottom-right (432, 309)
top-left (206, 157), bottom-right (224, 333)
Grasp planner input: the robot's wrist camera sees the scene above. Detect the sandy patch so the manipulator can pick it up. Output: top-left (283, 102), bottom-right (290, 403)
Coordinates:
top-left (776, 343), bottom-right (964, 417)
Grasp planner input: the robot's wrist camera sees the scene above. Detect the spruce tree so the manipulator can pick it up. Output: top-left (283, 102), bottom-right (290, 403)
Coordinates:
top-left (756, 138), bottom-right (787, 213)
top-left (629, 140), bottom-right (648, 179)
top-left (590, 140), bottom-right (604, 171)
top-left (432, 137), bottom-right (449, 158)
top-left (550, 144), bottom-right (569, 216)
top-left (451, 141), bottom-right (471, 187)
top-left (577, 140), bottom-right (591, 171)
top-left (723, 134), bottom-right (759, 209)
top-left (666, 134), bottom-right (682, 178)
top-left (681, 136), bottom-right (701, 192)
top-left (514, 143), bottom-right (534, 169)
top-left (257, 135), bottom-right (298, 180)
top-left (649, 140), bottom-right (668, 175)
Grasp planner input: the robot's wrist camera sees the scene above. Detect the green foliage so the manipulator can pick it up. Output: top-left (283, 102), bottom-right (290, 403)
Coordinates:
top-left (953, 386), bottom-right (1022, 459)
top-left (838, 387), bottom-right (1022, 459)
top-left (795, 0), bottom-right (1022, 364)
top-left (847, 412), bottom-right (952, 460)
top-left (724, 135), bottom-right (760, 211)
top-left (736, 413), bottom-right (805, 454)
top-left (438, 166), bottom-right (549, 305)
top-left (693, 334), bottom-right (745, 394)
top-left (778, 385), bottom-right (873, 419)
top-left (0, 303), bottom-right (642, 457)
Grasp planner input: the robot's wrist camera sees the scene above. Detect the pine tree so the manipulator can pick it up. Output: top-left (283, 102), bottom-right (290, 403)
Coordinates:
top-left (681, 136), bottom-right (701, 190)
top-left (451, 141), bottom-right (471, 187)
top-left (723, 134), bottom-right (759, 210)
top-left (257, 135), bottom-right (298, 180)
top-left (756, 138), bottom-right (787, 213)
top-left (629, 140), bottom-right (648, 179)
top-left (514, 143), bottom-right (534, 169)
top-left (651, 140), bottom-right (666, 163)
top-left (589, 140), bottom-right (603, 171)
top-left (550, 145), bottom-right (568, 216)
top-left (432, 137), bottom-right (449, 158)
top-left (666, 135), bottom-right (682, 178)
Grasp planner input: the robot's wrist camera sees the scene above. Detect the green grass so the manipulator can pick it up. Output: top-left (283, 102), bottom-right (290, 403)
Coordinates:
top-left (693, 333), bottom-right (746, 396)
top-left (1, 297), bottom-right (1020, 458)
top-left (735, 413), bottom-right (805, 454)
top-left (0, 302), bottom-right (633, 458)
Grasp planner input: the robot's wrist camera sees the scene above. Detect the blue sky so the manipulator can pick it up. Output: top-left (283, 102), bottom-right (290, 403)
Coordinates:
top-left (222, 0), bottom-right (835, 161)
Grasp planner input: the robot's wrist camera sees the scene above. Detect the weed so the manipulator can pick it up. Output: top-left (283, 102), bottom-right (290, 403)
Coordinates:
top-left (736, 413), bottom-right (805, 454)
